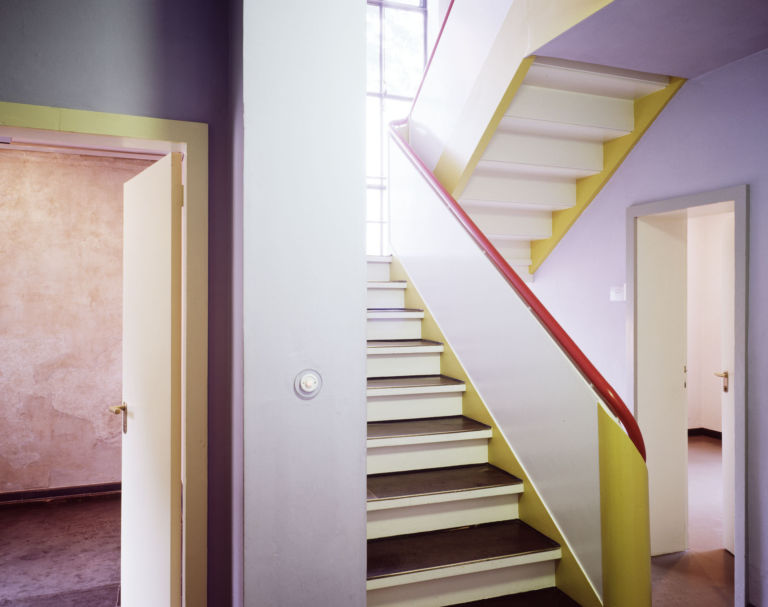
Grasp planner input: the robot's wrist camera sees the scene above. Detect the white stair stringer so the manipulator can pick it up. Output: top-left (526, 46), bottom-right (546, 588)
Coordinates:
top-left (458, 57), bottom-right (670, 280)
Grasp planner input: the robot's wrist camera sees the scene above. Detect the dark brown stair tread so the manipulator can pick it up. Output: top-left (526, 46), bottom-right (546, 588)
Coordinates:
top-left (367, 520), bottom-right (559, 580)
top-left (367, 374), bottom-right (464, 389)
top-left (368, 464), bottom-right (521, 501)
top-left (367, 339), bottom-right (442, 348)
top-left (367, 416), bottom-right (489, 440)
top-left (447, 588), bottom-right (581, 606)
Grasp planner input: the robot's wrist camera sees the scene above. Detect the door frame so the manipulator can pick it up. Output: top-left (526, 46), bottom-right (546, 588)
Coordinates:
top-left (626, 184), bottom-right (748, 604)
top-left (0, 101), bottom-right (209, 606)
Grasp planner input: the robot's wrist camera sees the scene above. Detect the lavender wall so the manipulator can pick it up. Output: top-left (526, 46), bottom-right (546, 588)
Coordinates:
top-left (0, 1), bottom-right (236, 603)
top-left (530, 49), bottom-right (768, 604)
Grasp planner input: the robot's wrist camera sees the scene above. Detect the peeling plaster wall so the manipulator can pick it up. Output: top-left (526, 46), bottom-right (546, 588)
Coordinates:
top-left (0, 150), bottom-right (151, 492)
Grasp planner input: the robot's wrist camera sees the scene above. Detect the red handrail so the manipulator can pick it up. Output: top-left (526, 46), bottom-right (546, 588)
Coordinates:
top-left (389, 120), bottom-right (646, 461)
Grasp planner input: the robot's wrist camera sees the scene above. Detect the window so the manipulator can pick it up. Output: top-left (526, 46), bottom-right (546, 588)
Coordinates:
top-left (366, 0), bottom-right (427, 256)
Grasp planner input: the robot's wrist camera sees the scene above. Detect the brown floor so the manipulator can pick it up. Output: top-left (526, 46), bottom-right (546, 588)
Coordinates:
top-left (651, 436), bottom-right (734, 606)
top-left (0, 495), bottom-right (119, 607)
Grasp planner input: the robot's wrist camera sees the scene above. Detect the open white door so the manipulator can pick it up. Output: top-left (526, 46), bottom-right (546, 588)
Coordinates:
top-left (720, 211), bottom-right (736, 554)
top-left (635, 210), bottom-right (688, 556)
top-left (121, 153), bottom-right (183, 606)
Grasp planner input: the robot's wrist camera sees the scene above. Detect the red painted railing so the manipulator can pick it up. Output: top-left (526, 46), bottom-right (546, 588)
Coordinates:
top-left (389, 120), bottom-right (646, 461)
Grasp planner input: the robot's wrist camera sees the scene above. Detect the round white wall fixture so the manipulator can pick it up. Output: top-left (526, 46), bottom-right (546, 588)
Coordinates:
top-left (294, 369), bottom-right (323, 400)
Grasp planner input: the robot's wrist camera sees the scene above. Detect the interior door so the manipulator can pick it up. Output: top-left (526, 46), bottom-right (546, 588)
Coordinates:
top-left (121, 153), bottom-right (183, 606)
top-left (635, 210), bottom-right (688, 556)
top-left (720, 211), bottom-right (736, 554)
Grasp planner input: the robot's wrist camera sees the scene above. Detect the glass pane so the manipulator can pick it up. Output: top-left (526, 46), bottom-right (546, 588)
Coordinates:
top-left (366, 222), bottom-right (383, 256)
top-left (381, 97), bottom-right (411, 177)
top-left (366, 5), bottom-right (381, 94)
top-left (383, 8), bottom-right (425, 97)
top-left (381, 221), bottom-right (391, 255)
top-left (367, 188), bottom-right (383, 222)
top-left (366, 96), bottom-right (382, 179)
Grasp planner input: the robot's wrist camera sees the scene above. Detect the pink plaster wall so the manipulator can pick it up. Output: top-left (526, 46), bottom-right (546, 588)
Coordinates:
top-left (0, 150), bottom-right (151, 492)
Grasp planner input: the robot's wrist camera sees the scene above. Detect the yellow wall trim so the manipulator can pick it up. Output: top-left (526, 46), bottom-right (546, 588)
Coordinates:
top-left (598, 405), bottom-right (651, 607)
top-left (529, 77), bottom-right (686, 273)
top-left (0, 100), bottom-right (209, 607)
top-left (390, 256), bottom-right (603, 607)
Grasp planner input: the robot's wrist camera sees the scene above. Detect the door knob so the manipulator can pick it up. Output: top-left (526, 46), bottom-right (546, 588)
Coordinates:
top-left (714, 371), bottom-right (729, 393)
top-left (109, 403), bottom-right (128, 433)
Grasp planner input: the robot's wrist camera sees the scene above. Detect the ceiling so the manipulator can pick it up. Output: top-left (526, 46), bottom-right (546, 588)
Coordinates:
top-left (536, 0), bottom-right (768, 78)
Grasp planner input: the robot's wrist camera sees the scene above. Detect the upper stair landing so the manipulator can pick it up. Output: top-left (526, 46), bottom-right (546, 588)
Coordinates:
top-left (456, 56), bottom-right (676, 280)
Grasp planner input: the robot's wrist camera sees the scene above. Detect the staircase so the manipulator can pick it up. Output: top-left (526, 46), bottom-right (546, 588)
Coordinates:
top-left (457, 57), bottom-right (671, 280)
top-left (365, 256), bottom-right (581, 607)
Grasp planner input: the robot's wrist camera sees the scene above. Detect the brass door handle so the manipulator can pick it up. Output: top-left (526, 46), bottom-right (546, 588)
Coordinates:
top-left (109, 403), bottom-right (128, 433)
top-left (714, 371), bottom-right (729, 393)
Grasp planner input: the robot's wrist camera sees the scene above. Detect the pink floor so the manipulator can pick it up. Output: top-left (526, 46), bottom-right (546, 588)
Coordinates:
top-left (651, 436), bottom-right (734, 606)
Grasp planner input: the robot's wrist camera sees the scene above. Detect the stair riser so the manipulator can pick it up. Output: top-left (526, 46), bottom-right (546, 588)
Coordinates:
top-left (461, 174), bottom-right (575, 209)
top-left (367, 319), bottom-right (422, 340)
top-left (367, 439), bottom-right (488, 474)
top-left (368, 262), bottom-right (391, 282)
top-left (468, 208), bottom-right (552, 239)
top-left (367, 289), bottom-right (406, 308)
top-left (367, 393), bottom-right (463, 422)
top-left (367, 558), bottom-right (557, 606)
top-left (367, 353), bottom-right (441, 378)
top-left (367, 494), bottom-right (519, 539)
top-left (484, 132), bottom-right (603, 173)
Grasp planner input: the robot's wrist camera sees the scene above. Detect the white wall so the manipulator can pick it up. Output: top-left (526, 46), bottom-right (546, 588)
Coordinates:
top-left (687, 212), bottom-right (730, 431)
top-left (242, 1), bottom-right (367, 605)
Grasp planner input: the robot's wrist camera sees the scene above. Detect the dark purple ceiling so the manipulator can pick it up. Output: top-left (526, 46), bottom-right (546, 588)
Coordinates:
top-left (536, 0), bottom-right (768, 78)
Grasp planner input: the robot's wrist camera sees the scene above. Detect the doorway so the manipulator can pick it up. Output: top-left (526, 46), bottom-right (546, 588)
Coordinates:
top-left (627, 185), bottom-right (748, 605)
top-left (0, 103), bottom-right (209, 606)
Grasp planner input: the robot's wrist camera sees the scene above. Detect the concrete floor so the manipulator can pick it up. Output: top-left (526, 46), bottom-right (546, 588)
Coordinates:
top-left (0, 495), bottom-right (119, 607)
top-left (0, 437), bottom-right (733, 606)
top-left (651, 436), bottom-right (734, 606)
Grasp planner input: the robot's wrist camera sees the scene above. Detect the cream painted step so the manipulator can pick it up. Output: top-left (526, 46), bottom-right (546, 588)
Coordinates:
top-left (526, 56), bottom-right (669, 99)
top-left (367, 308), bottom-right (424, 340)
top-left (460, 174), bottom-right (575, 211)
top-left (480, 132), bottom-right (602, 179)
top-left (367, 375), bottom-right (465, 422)
top-left (368, 281), bottom-right (407, 308)
top-left (367, 339), bottom-right (444, 378)
top-left (367, 416), bottom-right (491, 474)
top-left (367, 464), bottom-right (523, 539)
top-left (366, 520), bottom-right (562, 606)
top-left (368, 256), bottom-right (392, 281)
top-left (499, 83), bottom-right (633, 142)
top-left (465, 207), bottom-right (552, 240)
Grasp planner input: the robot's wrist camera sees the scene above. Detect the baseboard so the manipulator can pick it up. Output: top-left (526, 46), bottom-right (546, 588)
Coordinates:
top-left (0, 482), bottom-right (121, 506)
top-left (688, 427), bottom-right (722, 440)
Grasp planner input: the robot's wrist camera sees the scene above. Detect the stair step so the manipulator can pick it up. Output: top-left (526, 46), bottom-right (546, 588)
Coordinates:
top-left (367, 340), bottom-right (444, 378)
top-left (460, 174), bottom-right (575, 211)
top-left (368, 464), bottom-right (522, 504)
top-left (367, 308), bottom-right (424, 340)
top-left (368, 416), bottom-right (491, 445)
top-left (367, 416), bottom-right (491, 474)
top-left (525, 57), bottom-right (669, 99)
top-left (447, 588), bottom-right (581, 606)
top-left (367, 521), bottom-right (561, 595)
top-left (367, 375), bottom-right (465, 422)
top-left (367, 281), bottom-right (407, 308)
top-left (466, 207), bottom-right (552, 240)
top-left (368, 256), bottom-right (392, 281)
top-left (475, 159), bottom-right (599, 180)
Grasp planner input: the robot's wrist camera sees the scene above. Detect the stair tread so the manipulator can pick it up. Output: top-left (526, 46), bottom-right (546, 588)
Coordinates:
top-left (367, 464), bottom-right (521, 501)
top-left (447, 588), bottom-right (581, 606)
top-left (367, 520), bottom-right (560, 580)
top-left (367, 375), bottom-right (463, 390)
top-left (368, 416), bottom-right (490, 440)
top-left (368, 307), bottom-right (422, 311)
top-left (367, 339), bottom-right (442, 349)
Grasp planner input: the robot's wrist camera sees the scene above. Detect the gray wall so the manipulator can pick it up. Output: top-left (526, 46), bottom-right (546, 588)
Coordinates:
top-left (531, 49), bottom-right (768, 605)
top-left (242, 0), bottom-right (367, 604)
top-left (0, 1), bottom-right (236, 603)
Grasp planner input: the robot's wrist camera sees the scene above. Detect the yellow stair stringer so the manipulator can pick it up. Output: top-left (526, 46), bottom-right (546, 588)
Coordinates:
top-left (390, 257), bottom-right (603, 607)
top-left (529, 76), bottom-right (686, 273)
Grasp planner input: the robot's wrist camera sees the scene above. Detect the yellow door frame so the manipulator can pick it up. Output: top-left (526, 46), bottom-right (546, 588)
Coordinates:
top-left (0, 101), bottom-right (208, 607)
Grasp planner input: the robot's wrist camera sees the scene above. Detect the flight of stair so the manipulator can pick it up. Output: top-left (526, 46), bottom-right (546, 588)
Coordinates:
top-left (365, 256), bottom-right (581, 607)
top-left (458, 56), bottom-right (669, 280)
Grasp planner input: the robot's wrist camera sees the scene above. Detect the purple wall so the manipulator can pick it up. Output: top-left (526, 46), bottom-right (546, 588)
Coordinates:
top-left (531, 49), bottom-right (768, 603)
